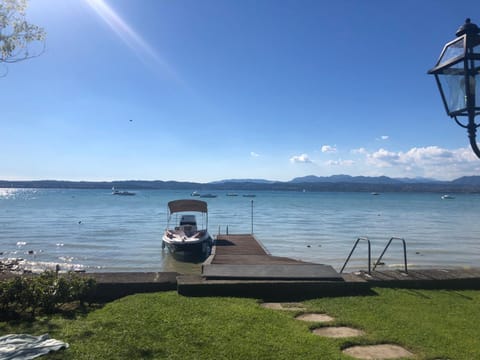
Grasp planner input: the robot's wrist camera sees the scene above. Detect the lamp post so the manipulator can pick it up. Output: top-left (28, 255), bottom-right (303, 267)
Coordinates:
top-left (428, 18), bottom-right (480, 158)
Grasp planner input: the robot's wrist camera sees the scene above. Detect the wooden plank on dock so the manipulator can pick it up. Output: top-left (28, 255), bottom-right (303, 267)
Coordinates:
top-left (202, 263), bottom-right (343, 280)
top-left (203, 234), bottom-right (344, 281)
top-left (212, 254), bottom-right (307, 265)
top-left (353, 268), bottom-right (480, 290)
top-left (213, 234), bottom-right (270, 257)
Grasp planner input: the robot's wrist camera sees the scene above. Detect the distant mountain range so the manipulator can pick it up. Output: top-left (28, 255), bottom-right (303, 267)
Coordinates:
top-left (1, 175), bottom-right (480, 193)
top-left (210, 178), bottom-right (277, 184)
top-left (289, 175), bottom-right (445, 184)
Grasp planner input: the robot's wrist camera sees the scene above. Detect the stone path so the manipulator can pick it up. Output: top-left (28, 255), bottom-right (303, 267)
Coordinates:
top-left (295, 313), bottom-right (334, 322)
top-left (343, 344), bottom-right (414, 359)
top-left (261, 302), bottom-right (414, 359)
top-left (312, 326), bottom-right (365, 338)
top-left (260, 302), bottom-right (306, 311)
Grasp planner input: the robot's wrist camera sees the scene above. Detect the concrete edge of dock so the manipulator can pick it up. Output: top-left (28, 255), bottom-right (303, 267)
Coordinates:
top-left (2, 268), bottom-right (480, 302)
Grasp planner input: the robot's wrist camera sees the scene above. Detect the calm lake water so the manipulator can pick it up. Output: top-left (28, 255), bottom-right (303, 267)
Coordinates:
top-left (1, 188), bottom-right (479, 274)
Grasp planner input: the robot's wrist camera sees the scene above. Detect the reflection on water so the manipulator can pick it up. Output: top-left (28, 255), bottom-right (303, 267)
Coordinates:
top-left (160, 250), bottom-right (203, 274)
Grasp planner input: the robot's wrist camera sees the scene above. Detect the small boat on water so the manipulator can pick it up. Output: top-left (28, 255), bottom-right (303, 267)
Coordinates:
top-left (226, 193), bottom-right (238, 197)
top-left (243, 194), bottom-right (256, 198)
top-left (191, 191), bottom-right (216, 198)
top-left (162, 199), bottom-right (213, 255)
top-left (112, 187), bottom-right (135, 196)
top-left (441, 194), bottom-right (455, 200)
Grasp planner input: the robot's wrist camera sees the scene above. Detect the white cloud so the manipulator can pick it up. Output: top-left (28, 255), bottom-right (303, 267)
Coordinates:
top-left (352, 147), bottom-right (367, 155)
top-left (290, 153), bottom-right (312, 163)
top-left (368, 148), bottom-right (400, 167)
top-left (321, 145), bottom-right (337, 153)
top-left (380, 135), bottom-right (389, 140)
top-left (326, 159), bottom-right (355, 166)
top-left (359, 146), bottom-right (480, 179)
top-left (250, 151), bottom-right (260, 158)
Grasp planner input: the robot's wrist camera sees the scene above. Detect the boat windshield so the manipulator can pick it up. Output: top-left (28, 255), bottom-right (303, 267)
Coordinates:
top-left (180, 215), bottom-right (197, 226)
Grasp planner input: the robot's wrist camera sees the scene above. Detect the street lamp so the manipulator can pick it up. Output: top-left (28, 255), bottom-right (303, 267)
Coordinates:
top-left (428, 18), bottom-right (480, 158)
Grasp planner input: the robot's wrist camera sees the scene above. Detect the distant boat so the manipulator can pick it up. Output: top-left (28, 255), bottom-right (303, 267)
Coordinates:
top-left (191, 191), bottom-right (200, 196)
top-left (371, 192), bottom-right (380, 196)
top-left (112, 187), bottom-right (135, 196)
top-left (243, 194), bottom-right (256, 198)
top-left (200, 194), bottom-right (217, 198)
top-left (441, 194), bottom-right (455, 200)
top-left (226, 193), bottom-right (238, 197)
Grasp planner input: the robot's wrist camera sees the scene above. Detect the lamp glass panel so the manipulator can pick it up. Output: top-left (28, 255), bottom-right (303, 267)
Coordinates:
top-left (471, 60), bottom-right (480, 110)
top-left (437, 61), bottom-right (467, 113)
top-left (474, 44), bottom-right (480, 110)
top-left (437, 38), bottom-right (465, 67)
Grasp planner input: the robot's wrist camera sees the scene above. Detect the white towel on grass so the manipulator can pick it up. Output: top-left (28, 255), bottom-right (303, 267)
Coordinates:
top-left (0, 334), bottom-right (68, 359)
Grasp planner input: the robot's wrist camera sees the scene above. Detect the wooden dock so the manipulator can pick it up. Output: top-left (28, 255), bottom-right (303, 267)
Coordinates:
top-left (202, 234), bottom-right (343, 281)
top-left (176, 233), bottom-right (480, 299)
top-left (177, 234), bottom-right (367, 299)
top-left (353, 268), bottom-right (480, 289)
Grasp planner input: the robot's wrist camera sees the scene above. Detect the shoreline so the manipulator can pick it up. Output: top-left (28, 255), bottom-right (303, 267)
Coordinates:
top-left (0, 258), bottom-right (23, 273)
top-left (0, 258), bottom-right (87, 275)
top-left (2, 257), bottom-right (479, 276)
top-left (2, 180), bottom-right (480, 193)
top-left (2, 264), bottom-right (480, 302)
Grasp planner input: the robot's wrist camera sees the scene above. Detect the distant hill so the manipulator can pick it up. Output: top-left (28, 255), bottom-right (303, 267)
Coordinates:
top-left (290, 175), bottom-right (446, 184)
top-left (290, 175), bottom-right (402, 184)
top-left (209, 179), bottom-right (276, 184)
top-left (395, 177), bottom-right (445, 184)
top-left (451, 176), bottom-right (480, 185)
top-left (1, 175), bottom-right (480, 193)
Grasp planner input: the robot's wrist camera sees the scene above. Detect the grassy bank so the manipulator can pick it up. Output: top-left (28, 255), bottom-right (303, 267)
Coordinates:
top-left (0, 288), bottom-right (479, 359)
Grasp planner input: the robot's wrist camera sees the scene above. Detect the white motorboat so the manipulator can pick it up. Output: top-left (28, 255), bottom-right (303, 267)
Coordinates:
top-left (441, 194), bottom-right (455, 200)
top-left (112, 187), bottom-right (136, 196)
top-left (162, 199), bottom-right (212, 255)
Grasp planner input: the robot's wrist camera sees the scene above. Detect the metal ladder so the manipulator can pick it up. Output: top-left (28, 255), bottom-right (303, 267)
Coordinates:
top-left (373, 237), bottom-right (408, 273)
top-left (340, 237), bottom-right (408, 274)
top-left (340, 237), bottom-right (371, 274)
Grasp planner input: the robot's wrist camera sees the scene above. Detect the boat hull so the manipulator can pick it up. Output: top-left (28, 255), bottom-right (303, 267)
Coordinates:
top-left (113, 191), bottom-right (135, 196)
top-left (162, 233), bottom-right (213, 255)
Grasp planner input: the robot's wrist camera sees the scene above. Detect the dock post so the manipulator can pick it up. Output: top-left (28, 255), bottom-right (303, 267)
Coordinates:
top-left (251, 200), bottom-right (254, 234)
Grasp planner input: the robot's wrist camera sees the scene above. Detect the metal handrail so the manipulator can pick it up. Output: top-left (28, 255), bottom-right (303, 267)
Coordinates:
top-left (217, 225), bottom-right (229, 236)
top-left (340, 237), bottom-right (371, 274)
top-left (373, 237), bottom-right (408, 273)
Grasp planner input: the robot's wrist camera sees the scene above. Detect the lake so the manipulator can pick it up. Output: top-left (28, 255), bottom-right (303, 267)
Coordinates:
top-left (0, 188), bottom-right (479, 274)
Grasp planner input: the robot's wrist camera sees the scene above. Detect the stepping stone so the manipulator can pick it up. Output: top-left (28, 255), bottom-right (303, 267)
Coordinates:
top-left (295, 313), bottom-right (334, 322)
top-left (342, 344), bottom-right (414, 359)
top-left (312, 326), bottom-right (365, 338)
top-left (260, 302), bottom-right (305, 311)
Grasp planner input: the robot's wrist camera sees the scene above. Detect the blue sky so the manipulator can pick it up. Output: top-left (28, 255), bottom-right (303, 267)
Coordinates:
top-left (2, 0), bottom-right (480, 182)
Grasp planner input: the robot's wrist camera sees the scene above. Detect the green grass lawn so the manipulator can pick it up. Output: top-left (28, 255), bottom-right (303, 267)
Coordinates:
top-left (1, 288), bottom-right (479, 359)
